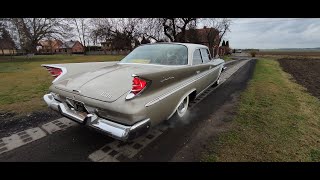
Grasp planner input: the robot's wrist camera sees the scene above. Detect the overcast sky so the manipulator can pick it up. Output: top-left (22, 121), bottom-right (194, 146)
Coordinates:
top-left (223, 18), bottom-right (320, 49)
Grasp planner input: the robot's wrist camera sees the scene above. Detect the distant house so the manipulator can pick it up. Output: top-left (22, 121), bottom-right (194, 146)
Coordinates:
top-left (0, 39), bottom-right (17, 55)
top-left (59, 40), bottom-right (84, 54)
top-left (101, 40), bottom-right (113, 51)
top-left (183, 27), bottom-right (219, 46)
top-left (37, 39), bottom-right (63, 53)
top-left (85, 45), bottom-right (102, 51)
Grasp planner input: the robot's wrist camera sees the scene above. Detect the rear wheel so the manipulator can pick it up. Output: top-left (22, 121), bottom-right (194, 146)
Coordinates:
top-left (213, 75), bottom-right (221, 86)
top-left (213, 68), bottom-right (224, 86)
top-left (175, 95), bottom-right (189, 118)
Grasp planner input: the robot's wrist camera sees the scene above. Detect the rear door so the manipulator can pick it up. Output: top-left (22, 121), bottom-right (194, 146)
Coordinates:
top-left (199, 48), bottom-right (221, 85)
top-left (191, 49), bottom-right (212, 92)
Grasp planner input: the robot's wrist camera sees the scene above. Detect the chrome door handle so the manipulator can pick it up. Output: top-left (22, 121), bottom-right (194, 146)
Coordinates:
top-left (196, 71), bottom-right (200, 74)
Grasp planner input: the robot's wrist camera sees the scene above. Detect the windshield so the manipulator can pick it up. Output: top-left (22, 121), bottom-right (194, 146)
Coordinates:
top-left (119, 44), bottom-right (188, 65)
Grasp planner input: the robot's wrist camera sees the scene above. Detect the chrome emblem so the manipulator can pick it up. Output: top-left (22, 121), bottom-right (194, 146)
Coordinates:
top-left (73, 89), bottom-right (81, 93)
top-left (160, 76), bottom-right (175, 83)
top-left (101, 91), bottom-right (112, 99)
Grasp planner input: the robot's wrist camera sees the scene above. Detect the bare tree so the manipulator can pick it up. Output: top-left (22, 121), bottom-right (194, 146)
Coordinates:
top-left (112, 18), bottom-right (142, 50)
top-left (69, 18), bottom-right (91, 47)
top-left (87, 18), bottom-right (231, 54)
top-left (0, 18), bottom-right (20, 50)
top-left (161, 18), bottom-right (197, 42)
top-left (201, 18), bottom-right (231, 46)
top-left (136, 18), bottom-right (166, 42)
top-left (10, 18), bottom-right (72, 53)
top-left (11, 18), bottom-right (32, 53)
top-left (89, 18), bottom-right (114, 45)
top-left (90, 18), bottom-right (142, 50)
top-left (0, 21), bottom-right (16, 57)
top-left (199, 18), bottom-right (231, 56)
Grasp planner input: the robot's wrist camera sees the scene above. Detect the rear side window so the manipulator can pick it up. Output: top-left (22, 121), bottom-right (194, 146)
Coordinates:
top-left (200, 48), bottom-right (211, 63)
top-left (193, 49), bottom-right (203, 65)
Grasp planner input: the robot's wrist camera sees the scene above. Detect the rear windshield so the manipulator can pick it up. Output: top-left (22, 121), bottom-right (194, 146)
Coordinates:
top-left (119, 44), bottom-right (188, 65)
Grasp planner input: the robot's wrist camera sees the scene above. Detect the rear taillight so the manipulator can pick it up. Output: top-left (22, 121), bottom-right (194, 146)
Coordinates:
top-left (126, 76), bottom-right (149, 100)
top-left (46, 67), bottom-right (62, 78)
top-left (131, 77), bottom-right (147, 95)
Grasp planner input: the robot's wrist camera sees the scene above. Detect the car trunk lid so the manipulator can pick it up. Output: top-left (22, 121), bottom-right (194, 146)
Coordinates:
top-left (54, 63), bottom-right (173, 102)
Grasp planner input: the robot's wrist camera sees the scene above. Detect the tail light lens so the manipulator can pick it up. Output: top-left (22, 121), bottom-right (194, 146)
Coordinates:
top-left (131, 77), bottom-right (147, 95)
top-left (126, 76), bottom-right (149, 100)
top-left (46, 67), bottom-right (62, 78)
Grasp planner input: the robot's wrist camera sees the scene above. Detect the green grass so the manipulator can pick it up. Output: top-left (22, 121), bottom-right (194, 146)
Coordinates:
top-left (0, 55), bottom-right (124, 115)
top-left (203, 58), bottom-right (320, 162)
top-left (221, 55), bottom-right (232, 61)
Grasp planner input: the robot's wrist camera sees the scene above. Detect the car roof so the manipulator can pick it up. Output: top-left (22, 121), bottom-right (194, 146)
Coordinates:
top-left (141, 42), bottom-right (208, 49)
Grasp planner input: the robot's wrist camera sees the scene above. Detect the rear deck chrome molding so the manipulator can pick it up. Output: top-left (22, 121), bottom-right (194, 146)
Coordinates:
top-left (43, 93), bottom-right (150, 141)
top-left (117, 62), bottom-right (189, 67)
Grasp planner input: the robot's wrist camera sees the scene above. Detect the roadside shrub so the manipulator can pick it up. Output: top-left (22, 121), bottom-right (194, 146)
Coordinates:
top-left (250, 51), bottom-right (257, 57)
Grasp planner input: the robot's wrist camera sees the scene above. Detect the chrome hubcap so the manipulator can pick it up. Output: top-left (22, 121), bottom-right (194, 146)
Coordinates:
top-left (177, 96), bottom-right (189, 117)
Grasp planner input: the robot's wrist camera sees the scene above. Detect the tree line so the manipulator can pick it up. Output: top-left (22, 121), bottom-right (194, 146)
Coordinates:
top-left (0, 18), bottom-right (231, 55)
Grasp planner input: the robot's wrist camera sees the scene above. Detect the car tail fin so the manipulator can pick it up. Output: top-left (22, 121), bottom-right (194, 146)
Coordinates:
top-left (42, 65), bottom-right (66, 83)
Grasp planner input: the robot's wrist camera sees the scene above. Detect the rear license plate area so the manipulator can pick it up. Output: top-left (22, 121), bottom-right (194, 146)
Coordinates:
top-left (66, 98), bottom-right (88, 113)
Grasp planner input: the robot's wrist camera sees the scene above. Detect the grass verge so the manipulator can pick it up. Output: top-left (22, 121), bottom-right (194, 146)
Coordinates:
top-left (221, 55), bottom-right (232, 61)
top-left (203, 58), bottom-right (320, 161)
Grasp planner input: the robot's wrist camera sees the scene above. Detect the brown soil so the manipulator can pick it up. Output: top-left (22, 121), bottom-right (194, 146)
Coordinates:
top-left (258, 51), bottom-right (320, 56)
top-left (278, 58), bottom-right (320, 99)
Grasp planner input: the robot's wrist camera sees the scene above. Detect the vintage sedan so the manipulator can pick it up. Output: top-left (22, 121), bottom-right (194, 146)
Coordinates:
top-left (42, 43), bottom-right (225, 141)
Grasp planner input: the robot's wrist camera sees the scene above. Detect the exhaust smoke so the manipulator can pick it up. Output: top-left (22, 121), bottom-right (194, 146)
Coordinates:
top-left (168, 109), bottom-right (197, 128)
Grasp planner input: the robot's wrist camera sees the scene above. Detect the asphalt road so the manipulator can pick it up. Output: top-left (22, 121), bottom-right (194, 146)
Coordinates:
top-left (0, 59), bottom-right (256, 162)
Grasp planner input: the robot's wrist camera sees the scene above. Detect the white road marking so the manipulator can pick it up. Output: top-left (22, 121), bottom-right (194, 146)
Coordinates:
top-left (0, 127), bottom-right (46, 155)
top-left (41, 117), bottom-right (78, 134)
top-left (0, 118), bottom-right (77, 155)
top-left (220, 60), bottom-right (250, 83)
top-left (88, 127), bottom-right (165, 162)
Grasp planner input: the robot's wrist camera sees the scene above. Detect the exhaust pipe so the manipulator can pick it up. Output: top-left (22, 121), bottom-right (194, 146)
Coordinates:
top-left (43, 93), bottom-right (59, 111)
top-left (222, 66), bottom-right (227, 72)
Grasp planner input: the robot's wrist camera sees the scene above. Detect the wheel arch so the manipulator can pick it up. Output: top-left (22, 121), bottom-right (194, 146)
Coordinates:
top-left (166, 88), bottom-right (196, 120)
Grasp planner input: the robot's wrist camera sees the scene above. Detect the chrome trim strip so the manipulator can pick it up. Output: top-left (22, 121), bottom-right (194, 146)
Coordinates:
top-left (196, 67), bottom-right (223, 98)
top-left (41, 64), bottom-right (67, 83)
top-left (117, 62), bottom-right (189, 67)
top-left (196, 75), bottom-right (219, 98)
top-left (145, 65), bottom-right (220, 107)
top-left (89, 117), bottom-right (150, 141)
top-left (130, 118), bottom-right (150, 130)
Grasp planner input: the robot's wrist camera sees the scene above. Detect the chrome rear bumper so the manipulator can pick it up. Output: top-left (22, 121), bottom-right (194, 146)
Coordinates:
top-left (43, 93), bottom-right (150, 141)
